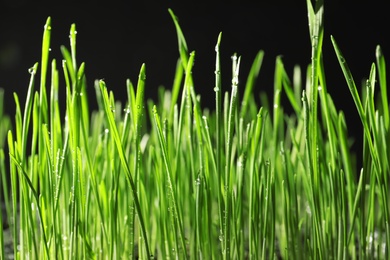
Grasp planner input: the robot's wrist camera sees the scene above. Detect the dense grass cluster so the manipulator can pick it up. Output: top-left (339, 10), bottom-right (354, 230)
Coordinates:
top-left (1, 1), bottom-right (389, 259)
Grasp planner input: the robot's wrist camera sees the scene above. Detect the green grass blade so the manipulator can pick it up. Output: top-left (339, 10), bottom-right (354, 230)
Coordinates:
top-left (152, 105), bottom-right (187, 259)
top-left (375, 45), bottom-right (389, 130)
top-left (169, 59), bottom-right (185, 120)
top-left (168, 8), bottom-right (189, 69)
top-left (223, 54), bottom-right (240, 260)
top-left (99, 80), bottom-right (151, 257)
top-left (214, 33), bottom-right (224, 239)
top-left (240, 50), bottom-right (264, 119)
top-left (331, 36), bottom-right (381, 174)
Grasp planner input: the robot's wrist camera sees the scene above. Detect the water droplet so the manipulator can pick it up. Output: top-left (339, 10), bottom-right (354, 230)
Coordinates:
top-left (273, 104), bottom-right (278, 109)
top-left (105, 129), bottom-right (109, 134)
top-left (214, 86), bottom-right (220, 92)
top-left (232, 76), bottom-right (239, 86)
top-left (79, 92), bottom-right (83, 96)
top-left (28, 67), bottom-right (35, 74)
top-left (318, 85), bottom-right (322, 91)
top-left (265, 160), bottom-right (270, 166)
top-left (237, 160), bottom-right (243, 168)
top-left (306, 204), bottom-right (312, 215)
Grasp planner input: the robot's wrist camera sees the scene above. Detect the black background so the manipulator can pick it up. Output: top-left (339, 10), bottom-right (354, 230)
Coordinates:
top-left (0, 0), bottom-right (389, 157)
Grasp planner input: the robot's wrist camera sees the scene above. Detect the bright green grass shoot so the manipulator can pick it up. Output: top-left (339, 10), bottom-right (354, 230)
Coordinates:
top-left (1, 1), bottom-right (389, 259)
